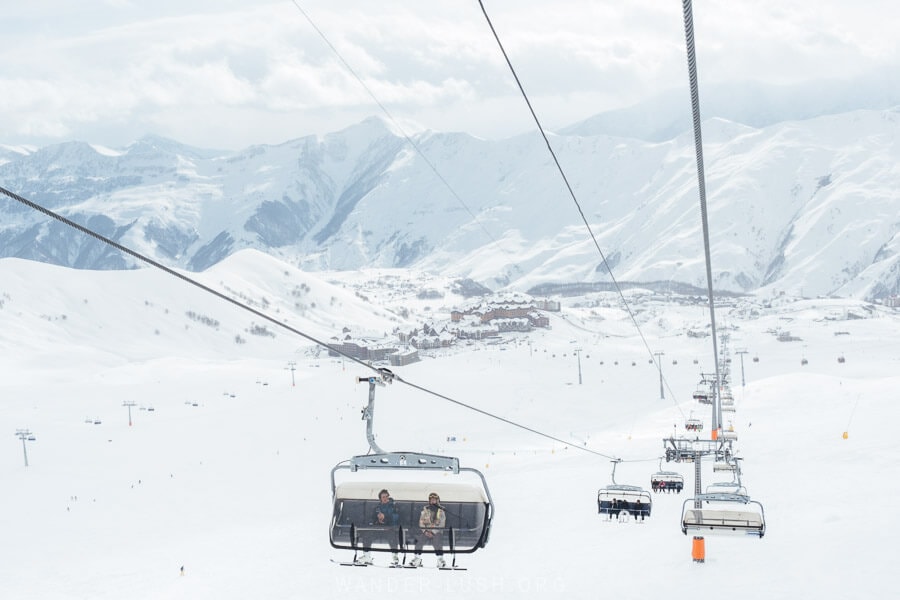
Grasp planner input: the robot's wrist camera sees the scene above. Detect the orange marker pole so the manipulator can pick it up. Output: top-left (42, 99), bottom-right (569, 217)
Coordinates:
top-left (692, 536), bottom-right (705, 563)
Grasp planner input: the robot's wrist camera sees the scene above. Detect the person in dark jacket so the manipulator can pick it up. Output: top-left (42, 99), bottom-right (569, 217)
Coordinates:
top-left (357, 489), bottom-right (401, 565)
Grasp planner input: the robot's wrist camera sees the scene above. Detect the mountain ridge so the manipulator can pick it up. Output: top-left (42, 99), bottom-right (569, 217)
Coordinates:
top-left (1, 110), bottom-right (898, 301)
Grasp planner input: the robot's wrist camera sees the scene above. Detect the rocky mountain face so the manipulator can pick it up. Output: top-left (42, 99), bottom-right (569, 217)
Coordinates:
top-left (1, 109), bottom-right (898, 301)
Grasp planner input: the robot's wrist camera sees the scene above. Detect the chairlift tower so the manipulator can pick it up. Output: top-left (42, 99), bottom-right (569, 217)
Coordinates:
top-left (654, 351), bottom-right (665, 399)
top-left (574, 348), bottom-right (583, 385)
top-left (287, 361), bottom-right (297, 387)
top-left (15, 429), bottom-right (33, 467)
top-left (122, 401), bottom-right (137, 426)
top-left (735, 349), bottom-right (748, 388)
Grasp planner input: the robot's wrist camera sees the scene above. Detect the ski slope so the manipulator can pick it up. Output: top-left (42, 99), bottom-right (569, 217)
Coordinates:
top-left (1, 256), bottom-right (897, 599)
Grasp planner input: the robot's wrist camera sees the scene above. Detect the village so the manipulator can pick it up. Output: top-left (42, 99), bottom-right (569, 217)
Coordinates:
top-left (327, 293), bottom-right (561, 366)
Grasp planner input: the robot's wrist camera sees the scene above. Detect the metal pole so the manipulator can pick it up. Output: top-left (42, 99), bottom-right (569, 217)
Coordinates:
top-left (359, 377), bottom-right (385, 454)
top-left (15, 429), bottom-right (32, 467)
top-left (654, 351), bottom-right (665, 399)
top-left (575, 349), bottom-right (582, 385)
top-left (736, 350), bottom-right (747, 388)
top-left (288, 361), bottom-right (296, 387)
top-left (123, 401), bottom-right (136, 426)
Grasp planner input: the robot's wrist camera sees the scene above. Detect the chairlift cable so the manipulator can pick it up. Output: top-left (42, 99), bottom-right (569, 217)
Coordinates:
top-left (681, 0), bottom-right (724, 431)
top-left (0, 184), bottom-right (619, 461)
top-left (288, 0), bottom-right (516, 271)
top-left (478, 0), bottom-right (685, 419)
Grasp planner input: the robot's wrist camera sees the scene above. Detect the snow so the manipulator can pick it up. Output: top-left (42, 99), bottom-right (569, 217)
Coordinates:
top-left (1, 252), bottom-right (898, 599)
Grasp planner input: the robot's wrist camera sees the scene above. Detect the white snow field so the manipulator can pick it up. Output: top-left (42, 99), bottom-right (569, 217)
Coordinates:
top-left (1, 254), bottom-right (897, 599)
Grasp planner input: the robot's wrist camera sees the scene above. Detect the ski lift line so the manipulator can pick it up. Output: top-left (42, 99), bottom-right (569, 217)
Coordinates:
top-left (0, 184), bottom-right (377, 374)
top-left (392, 373), bottom-right (618, 460)
top-left (288, 0), bottom-right (511, 264)
top-left (845, 394), bottom-right (861, 430)
top-left (1, 185), bottom-right (621, 462)
top-left (681, 0), bottom-right (724, 431)
top-left (477, 0), bottom-right (686, 419)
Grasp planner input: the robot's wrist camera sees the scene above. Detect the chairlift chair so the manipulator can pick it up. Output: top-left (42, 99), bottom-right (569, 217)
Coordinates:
top-left (684, 418), bottom-right (704, 432)
top-left (331, 453), bottom-right (493, 556)
top-left (651, 459), bottom-right (684, 494)
top-left (705, 481), bottom-right (747, 496)
top-left (329, 373), bottom-right (493, 565)
top-left (597, 460), bottom-right (652, 521)
top-left (692, 385), bottom-right (713, 405)
top-left (713, 460), bottom-right (737, 473)
top-left (681, 493), bottom-right (765, 538)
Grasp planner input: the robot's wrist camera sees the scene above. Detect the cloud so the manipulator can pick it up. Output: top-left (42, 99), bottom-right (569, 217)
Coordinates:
top-left (0, 0), bottom-right (897, 149)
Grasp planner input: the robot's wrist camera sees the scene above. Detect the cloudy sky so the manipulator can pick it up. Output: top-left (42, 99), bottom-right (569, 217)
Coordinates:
top-left (1, 0), bottom-right (897, 150)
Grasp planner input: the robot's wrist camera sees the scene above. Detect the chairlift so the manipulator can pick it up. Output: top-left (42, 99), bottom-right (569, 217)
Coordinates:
top-left (752, 355), bottom-right (759, 363)
top-left (651, 459), bottom-right (684, 494)
top-left (597, 460), bottom-right (652, 521)
top-left (713, 460), bottom-right (737, 473)
top-left (681, 493), bottom-right (765, 538)
top-left (705, 481), bottom-right (747, 496)
top-left (330, 372), bottom-right (493, 567)
top-left (837, 355), bottom-right (846, 364)
top-left (684, 418), bottom-right (703, 432)
top-left (801, 358), bottom-right (808, 366)
top-left (692, 384), bottom-right (713, 405)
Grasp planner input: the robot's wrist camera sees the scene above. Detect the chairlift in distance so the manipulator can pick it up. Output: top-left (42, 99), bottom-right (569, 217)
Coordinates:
top-left (597, 459), bottom-right (652, 522)
top-left (752, 355), bottom-right (759, 363)
top-left (837, 355), bottom-right (846, 364)
top-left (684, 417), bottom-right (703, 432)
top-left (801, 357), bottom-right (809, 366)
top-left (651, 458), bottom-right (684, 494)
top-left (720, 390), bottom-right (734, 406)
top-left (705, 480), bottom-right (747, 496)
top-left (329, 371), bottom-right (493, 567)
top-left (713, 460), bottom-right (737, 473)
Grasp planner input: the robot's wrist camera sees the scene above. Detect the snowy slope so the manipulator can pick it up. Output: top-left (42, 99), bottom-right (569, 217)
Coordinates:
top-left (1, 253), bottom-right (897, 599)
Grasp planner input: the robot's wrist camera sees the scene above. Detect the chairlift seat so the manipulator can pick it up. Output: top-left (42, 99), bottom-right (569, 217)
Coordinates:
top-left (681, 494), bottom-right (765, 537)
top-left (598, 485), bottom-right (652, 519)
top-left (330, 455), bottom-right (493, 554)
top-left (651, 471), bottom-right (684, 493)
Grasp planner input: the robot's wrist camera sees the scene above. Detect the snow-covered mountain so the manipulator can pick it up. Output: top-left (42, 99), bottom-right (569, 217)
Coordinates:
top-left (1, 108), bottom-right (898, 300)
